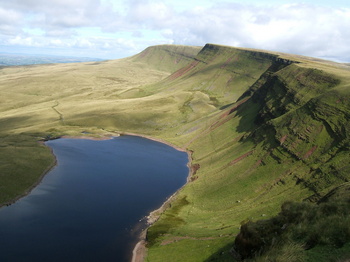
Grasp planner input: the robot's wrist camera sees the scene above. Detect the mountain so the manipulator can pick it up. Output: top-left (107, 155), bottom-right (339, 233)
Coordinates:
top-left (0, 43), bottom-right (349, 261)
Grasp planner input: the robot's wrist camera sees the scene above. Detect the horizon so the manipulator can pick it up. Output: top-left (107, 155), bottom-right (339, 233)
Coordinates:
top-left (0, 0), bottom-right (350, 62)
top-left (2, 43), bottom-right (349, 65)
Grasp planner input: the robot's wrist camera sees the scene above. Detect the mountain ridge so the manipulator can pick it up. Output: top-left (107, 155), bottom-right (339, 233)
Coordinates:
top-left (0, 43), bottom-right (349, 261)
top-left (138, 44), bottom-right (350, 261)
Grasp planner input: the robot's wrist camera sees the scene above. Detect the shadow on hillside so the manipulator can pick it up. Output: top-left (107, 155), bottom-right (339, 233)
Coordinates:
top-left (233, 61), bottom-right (292, 134)
top-left (204, 241), bottom-right (237, 262)
top-left (220, 103), bottom-right (235, 110)
top-left (234, 98), bottom-right (261, 134)
top-left (0, 116), bottom-right (34, 133)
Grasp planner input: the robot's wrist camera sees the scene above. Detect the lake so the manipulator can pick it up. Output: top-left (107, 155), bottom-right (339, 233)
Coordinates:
top-left (0, 135), bottom-right (189, 262)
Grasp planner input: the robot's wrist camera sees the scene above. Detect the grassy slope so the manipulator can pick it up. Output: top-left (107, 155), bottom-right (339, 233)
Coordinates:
top-left (1, 43), bottom-right (350, 261)
top-left (0, 45), bottom-right (201, 205)
top-left (144, 45), bottom-right (350, 261)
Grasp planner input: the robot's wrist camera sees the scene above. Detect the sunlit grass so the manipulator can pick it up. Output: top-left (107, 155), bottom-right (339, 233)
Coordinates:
top-left (1, 44), bottom-right (350, 261)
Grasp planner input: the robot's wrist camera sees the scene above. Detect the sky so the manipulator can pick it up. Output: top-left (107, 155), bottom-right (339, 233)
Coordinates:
top-left (0, 0), bottom-right (349, 62)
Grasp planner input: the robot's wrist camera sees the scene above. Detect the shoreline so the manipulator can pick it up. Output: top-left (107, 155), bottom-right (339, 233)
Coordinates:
top-left (60, 132), bottom-right (194, 262)
top-left (119, 132), bottom-right (188, 153)
top-left (0, 132), bottom-right (193, 262)
top-left (0, 142), bottom-right (58, 209)
top-left (61, 134), bottom-right (118, 140)
top-left (0, 134), bottom-right (115, 208)
top-left (121, 132), bottom-right (193, 262)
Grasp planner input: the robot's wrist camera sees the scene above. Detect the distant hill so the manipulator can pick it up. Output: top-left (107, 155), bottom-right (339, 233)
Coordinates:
top-left (0, 53), bottom-right (104, 66)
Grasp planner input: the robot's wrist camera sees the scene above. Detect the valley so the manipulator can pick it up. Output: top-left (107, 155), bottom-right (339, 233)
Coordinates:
top-left (0, 43), bottom-right (350, 261)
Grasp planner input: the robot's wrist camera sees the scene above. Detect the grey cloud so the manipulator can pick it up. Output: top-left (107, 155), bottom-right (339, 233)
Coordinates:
top-left (0, 0), bottom-right (349, 61)
top-left (0, 7), bottom-right (23, 35)
top-left (114, 1), bottom-right (350, 61)
top-left (0, 0), bottom-right (119, 30)
top-left (0, 0), bottom-right (99, 13)
top-left (155, 3), bottom-right (350, 61)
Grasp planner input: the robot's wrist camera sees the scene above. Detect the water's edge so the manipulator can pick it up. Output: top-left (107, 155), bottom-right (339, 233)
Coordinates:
top-left (0, 135), bottom-right (115, 209)
top-left (121, 133), bottom-right (193, 262)
top-left (1, 132), bottom-right (192, 262)
top-left (0, 141), bottom-right (58, 209)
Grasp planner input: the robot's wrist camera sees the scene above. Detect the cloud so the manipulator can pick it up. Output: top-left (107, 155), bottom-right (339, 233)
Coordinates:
top-left (0, 0), bottom-right (349, 61)
top-left (0, 7), bottom-right (23, 35)
top-left (147, 2), bottom-right (350, 61)
top-left (0, 0), bottom-right (119, 30)
top-left (125, 0), bottom-right (174, 27)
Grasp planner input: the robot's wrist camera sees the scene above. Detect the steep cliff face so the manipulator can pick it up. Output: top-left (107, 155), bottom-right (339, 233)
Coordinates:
top-left (252, 64), bottom-right (340, 122)
top-left (145, 44), bottom-right (350, 261)
top-left (154, 44), bottom-right (290, 113)
top-left (247, 63), bottom-right (349, 197)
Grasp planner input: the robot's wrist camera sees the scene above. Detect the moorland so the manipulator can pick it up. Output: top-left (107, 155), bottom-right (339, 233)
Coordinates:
top-left (1, 43), bottom-right (350, 261)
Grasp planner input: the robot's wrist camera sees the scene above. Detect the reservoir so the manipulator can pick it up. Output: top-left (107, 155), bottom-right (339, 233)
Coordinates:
top-left (0, 135), bottom-right (189, 262)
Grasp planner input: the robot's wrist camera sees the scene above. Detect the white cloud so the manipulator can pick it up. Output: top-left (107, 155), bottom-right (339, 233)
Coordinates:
top-left (8, 35), bottom-right (40, 47)
top-left (0, 0), bottom-right (349, 61)
top-left (49, 39), bottom-right (66, 47)
top-left (154, 3), bottom-right (350, 61)
top-left (0, 7), bottom-right (23, 35)
top-left (74, 38), bottom-right (95, 48)
top-left (126, 1), bottom-right (173, 26)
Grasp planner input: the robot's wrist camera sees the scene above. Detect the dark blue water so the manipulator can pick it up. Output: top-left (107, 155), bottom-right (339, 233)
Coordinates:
top-left (0, 135), bottom-right (188, 262)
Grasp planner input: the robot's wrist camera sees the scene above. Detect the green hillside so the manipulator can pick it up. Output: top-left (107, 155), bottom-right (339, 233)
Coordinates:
top-left (0, 43), bottom-right (350, 261)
